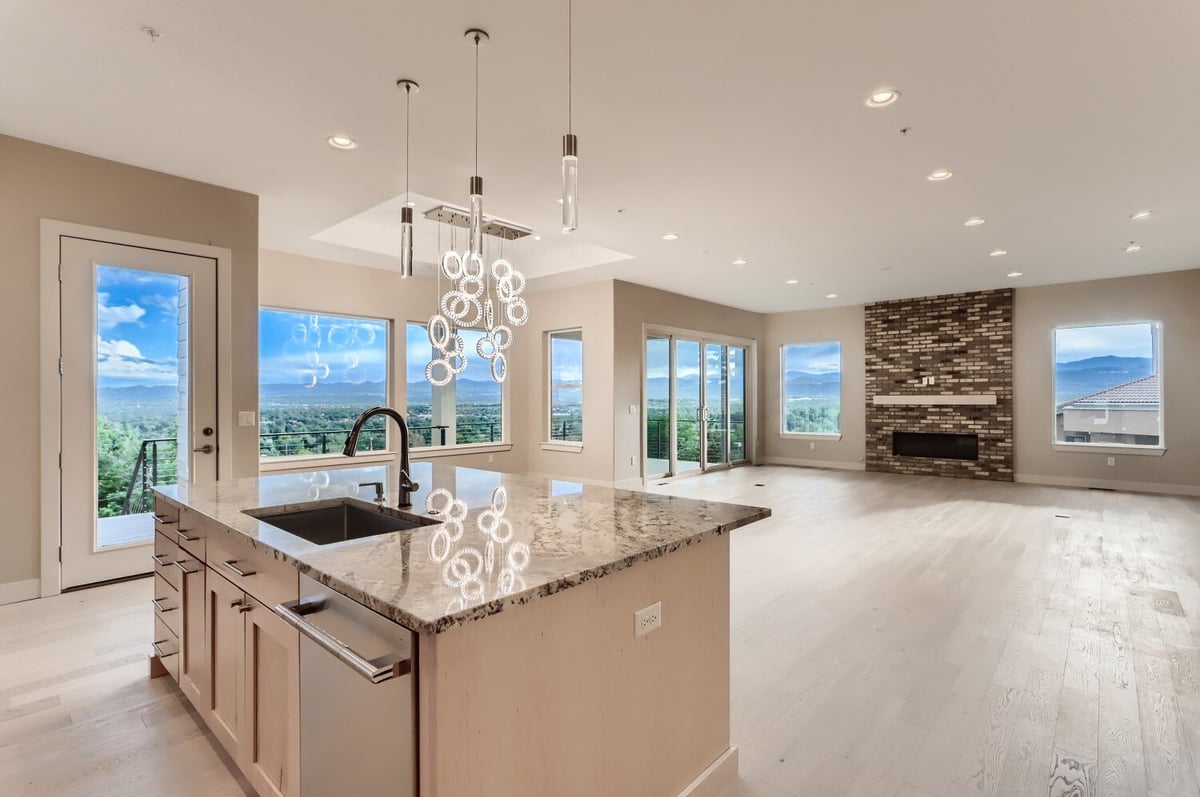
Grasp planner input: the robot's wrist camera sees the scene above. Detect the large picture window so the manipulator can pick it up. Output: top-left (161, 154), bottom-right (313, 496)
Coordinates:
top-left (548, 329), bottom-right (583, 443)
top-left (781, 342), bottom-right (841, 435)
top-left (259, 309), bottom-right (389, 458)
top-left (1054, 322), bottom-right (1162, 447)
top-left (405, 322), bottom-right (504, 448)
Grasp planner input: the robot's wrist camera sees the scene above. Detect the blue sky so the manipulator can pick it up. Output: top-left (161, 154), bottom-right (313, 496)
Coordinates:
top-left (261, 309), bottom-right (388, 386)
top-left (1055, 322), bottom-right (1154, 363)
top-left (646, 339), bottom-right (746, 399)
top-left (96, 266), bottom-right (183, 388)
top-left (784, 342), bottom-right (841, 374)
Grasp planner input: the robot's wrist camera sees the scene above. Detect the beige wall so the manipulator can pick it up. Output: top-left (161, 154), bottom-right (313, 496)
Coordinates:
top-left (519, 281), bottom-right (616, 482)
top-left (0, 135), bottom-right (258, 591)
top-left (259, 250), bottom-right (527, 473)
top-left (762, 305), bottom-right (866, 469)
top-left (1014, 269), bottom-right (1200, 491)
top-left (612, 281), bottom-right (766, 484)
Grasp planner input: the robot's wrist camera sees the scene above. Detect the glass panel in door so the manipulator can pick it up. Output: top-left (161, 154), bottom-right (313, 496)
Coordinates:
top-left (729, 347), bottom-right (747, 463)
top-left (704, 343), bottom-right (728, 468)
top-left (674, 339), bottom-right (702, 475)
top-left (645, 335), bottom-right (671, 477)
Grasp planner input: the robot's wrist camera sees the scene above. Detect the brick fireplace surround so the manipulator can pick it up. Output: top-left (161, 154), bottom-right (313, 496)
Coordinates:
top-left (864, 289), bottom-right (1014, 481)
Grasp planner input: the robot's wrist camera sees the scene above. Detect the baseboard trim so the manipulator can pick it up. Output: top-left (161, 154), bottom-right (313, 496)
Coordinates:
top-left (759, 456), bottom-right (867, 472)
top-left (677, 745), bottom-right (739, 797)
top-left (1015, 473), bottom-right (1200, 497)
top-left (0, 578), bottom-right (41, 607)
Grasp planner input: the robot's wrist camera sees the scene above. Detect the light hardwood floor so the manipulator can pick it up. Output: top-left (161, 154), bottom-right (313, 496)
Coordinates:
top-left (3, 466), bottom-right (1199, 796)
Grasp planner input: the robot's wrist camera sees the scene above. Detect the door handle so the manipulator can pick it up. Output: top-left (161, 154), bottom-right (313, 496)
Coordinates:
top-left (193, 444), bottom-right (214, 454)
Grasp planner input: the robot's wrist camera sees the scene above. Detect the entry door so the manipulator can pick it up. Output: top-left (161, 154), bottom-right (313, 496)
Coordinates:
top-left (60, 237), bottom-right (218, 589)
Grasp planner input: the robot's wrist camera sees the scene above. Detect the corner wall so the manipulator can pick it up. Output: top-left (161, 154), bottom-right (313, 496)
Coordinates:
top-left (1014, 269), bottom-right (1200, 492)
top-left (0, 134), bottom-right (259, 595)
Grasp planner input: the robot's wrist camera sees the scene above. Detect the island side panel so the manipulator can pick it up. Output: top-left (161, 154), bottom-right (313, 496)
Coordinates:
top-left (418, 534), bottom-right (732, 797)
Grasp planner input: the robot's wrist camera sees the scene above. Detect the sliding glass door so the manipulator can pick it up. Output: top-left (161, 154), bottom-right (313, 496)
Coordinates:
top-left (644, 331), bottom-right (751, 478)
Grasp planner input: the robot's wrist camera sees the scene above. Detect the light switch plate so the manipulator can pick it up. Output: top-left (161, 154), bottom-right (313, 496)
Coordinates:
top-left (628, 404), bottom-right (638, 415)
top-left (238, 411), bottom-right (256, 427)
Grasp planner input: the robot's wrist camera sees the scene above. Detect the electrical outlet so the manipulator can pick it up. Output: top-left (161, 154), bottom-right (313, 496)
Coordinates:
top-left (238, 411), bottom-right (256, 427)
top-left (635, 601), bottom-right (662, 638)
top-left (1107, 456), bottom-right (1115, 467)
top-left (630, 455), bottom-right (638, 466)
top-left (488, 454), bottom-right (495, 464)
top-left (809, 441), bottom-right (816, 450)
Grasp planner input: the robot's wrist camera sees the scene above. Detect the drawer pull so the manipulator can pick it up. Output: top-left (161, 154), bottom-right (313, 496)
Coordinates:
top-left (151, 553), bottom-right (173, 567)
top-left (152, 640), bottom-right (178, 658)
top-left (231, 599), bottom-right (253, 613)
top-left (154, 516), bottom-right (178, 526)
top-left (222, 560), bottom-right (257, 578)
top-left (177, 529), bottom-right (202, 544)
top-left (151, 597), bottom-right (176, 613)
top-left (172, 559), bottom-right (202, 576)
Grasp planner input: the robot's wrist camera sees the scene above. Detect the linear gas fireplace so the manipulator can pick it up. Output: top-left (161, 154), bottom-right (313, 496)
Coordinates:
top-left (893, 432), bottom-right (979, 461)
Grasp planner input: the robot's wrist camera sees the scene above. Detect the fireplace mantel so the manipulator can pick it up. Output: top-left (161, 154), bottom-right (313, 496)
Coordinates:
top-left (872, 394), bottom-right (998, 406)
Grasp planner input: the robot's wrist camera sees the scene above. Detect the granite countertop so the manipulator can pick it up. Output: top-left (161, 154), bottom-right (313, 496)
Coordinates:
top-left (155, 462), bottom-right (770, 634)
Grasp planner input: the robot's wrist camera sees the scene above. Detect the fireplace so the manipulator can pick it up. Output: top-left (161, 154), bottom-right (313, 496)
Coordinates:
top-left (893, 432), bottom-right (979, 461)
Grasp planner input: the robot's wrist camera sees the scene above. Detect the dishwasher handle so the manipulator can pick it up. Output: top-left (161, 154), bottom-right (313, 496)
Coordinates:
top-left (274, 597), bottom-right (411, 684)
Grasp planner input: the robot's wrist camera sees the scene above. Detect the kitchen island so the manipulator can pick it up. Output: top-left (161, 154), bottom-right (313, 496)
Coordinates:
top-left (152, 462), bottom-right (769, 797)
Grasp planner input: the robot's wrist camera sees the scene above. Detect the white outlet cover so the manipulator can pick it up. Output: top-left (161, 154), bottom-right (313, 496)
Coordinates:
top-left (238, 411), bottom-right (256, 427)
top-left (635, 601), bottom-right (662, 638)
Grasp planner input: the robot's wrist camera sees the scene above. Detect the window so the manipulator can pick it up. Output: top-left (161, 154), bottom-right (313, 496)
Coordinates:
top-left (781, 342), bottom-right (841, 435)
top-left (548, 329), bottom-right (583, 442)
top-left (259, 309), bottom-right (389, 458)
top-left (405, 322), bottom-right (504, 448)
top-left (1054, 322), bottom-right (1162, 448)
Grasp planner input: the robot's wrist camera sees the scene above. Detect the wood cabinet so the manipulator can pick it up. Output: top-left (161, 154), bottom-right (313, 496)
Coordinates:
top-left (154, 497), bottom-right (300, 797)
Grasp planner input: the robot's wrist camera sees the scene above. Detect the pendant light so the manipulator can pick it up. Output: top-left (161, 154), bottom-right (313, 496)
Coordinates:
top-left (466, 29), bottom-right (488, 256)
top-left (396, 78), bottom-right (419, 278)
top-left (561, 0), bottom-right (579, 233)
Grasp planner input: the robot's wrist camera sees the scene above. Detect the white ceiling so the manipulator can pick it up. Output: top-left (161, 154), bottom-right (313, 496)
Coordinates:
top-left (3, 0), bottom-right (1198, 312)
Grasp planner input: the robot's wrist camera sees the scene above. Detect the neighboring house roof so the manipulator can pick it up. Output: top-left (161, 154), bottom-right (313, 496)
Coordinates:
top-left (1063, 373), bottom-right (1159, 408)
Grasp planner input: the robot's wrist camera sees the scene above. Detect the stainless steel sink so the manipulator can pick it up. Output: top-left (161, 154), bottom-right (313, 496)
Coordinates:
top-left (244, 498), bottom-right (439, 546)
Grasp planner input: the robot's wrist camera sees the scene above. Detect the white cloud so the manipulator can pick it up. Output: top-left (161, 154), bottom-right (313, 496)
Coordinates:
top-left (97, 335), bottom-right (177, 382)
top-left (97, 292), bottom-right (146, 331)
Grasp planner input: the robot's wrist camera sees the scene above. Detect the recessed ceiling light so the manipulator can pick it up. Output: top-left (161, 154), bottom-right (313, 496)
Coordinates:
top-left (556, 198), bottom-right (564, 204)
top-left (989, 249), bottom-right (1007, 257)
top-left (1124, 243), bottom-right (1142, 253)
top-left (661, 233), bottom-right (679, 241)
top-left (406, 200), bottom-right (416, 208)
top-left (327, 135), bottom-right (357, 150)
top-left (785, 279), bottom-right (799, 285)
top-left (1007, 271), bottom-right (1023, 278)
top-left (927, 169), bottom-right (953, 182)
top-left (1130, 210), bottom-right (1152, 221)
top-left (964, 217), bottom-right (986, 227)
top-left (732, 258), bottom-right (747, 266)
top-left (826, 293), bottom-right (839, 299)
top-left (532, 235), bottom-right (541, 241)
top-left (864, 89), bottom-right (901, 108)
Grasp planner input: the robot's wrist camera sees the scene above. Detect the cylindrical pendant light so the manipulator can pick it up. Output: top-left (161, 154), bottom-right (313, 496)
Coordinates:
top-left (466, 29), bottom-right (489, 257)
top-left (396, 78), bottom-right (420, 278)
top-left (561, 0), bottom-right (579, 233)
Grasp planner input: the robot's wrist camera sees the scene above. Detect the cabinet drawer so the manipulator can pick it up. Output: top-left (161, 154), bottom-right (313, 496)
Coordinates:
top-left (206, 530), bottom-right (298, 610)
top-left (154, 498), bottom-right (181, 535)
top-left (154, 533), bottom-right (183, 592)
top-left (153, 573), bottom-right (182, 638)
top-left (176, 507), bottom-right (208, 559)
top-left (153, 614), bottom-right (180, 682)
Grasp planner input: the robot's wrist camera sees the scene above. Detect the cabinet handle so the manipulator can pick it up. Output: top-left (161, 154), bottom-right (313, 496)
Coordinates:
top-left (173, 559), bottom-right (202, 576)
top-left (151, 597), bottom-right (176, 613)
top-left (275, 597), bottom-right (411, 684)
top-left (154, 516), bottom-right (178, 525)
top-left (151, 553), bottom-right (173, 567)
top-left (222, 560), bottom-right (257, 577)
top-left (152, 640), bottom-right (177, 658)
top-left (230, 599), bottom-right (253, 613)
top-left (177, 529), bottom-right (202, 544)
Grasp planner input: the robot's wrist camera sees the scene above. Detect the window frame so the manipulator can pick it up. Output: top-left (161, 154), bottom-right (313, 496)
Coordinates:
top-left (544, 327), bottom-right (585, 451)
top-left (779, 341), bottom-right (843, 440)
top-left (1050, 320), bottom-right (1166, 457)
top-left (403, 320), bottom-right (511, 453)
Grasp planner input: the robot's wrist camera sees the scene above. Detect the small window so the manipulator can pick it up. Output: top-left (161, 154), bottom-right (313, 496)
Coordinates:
top-left (548, 329), bottom-right (584, 442)
top-left (405, 322), bottom-right (504, 448)
top-left (259, 309), bottom-right (389, 458)
top-left (781, 342), bottom-right (841, 435)
top-left (1054, 322), bottom-right (1162, 447)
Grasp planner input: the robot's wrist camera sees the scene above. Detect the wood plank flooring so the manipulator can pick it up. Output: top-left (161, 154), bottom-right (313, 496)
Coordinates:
top-left (1, 465), bottom-right (1199, 796)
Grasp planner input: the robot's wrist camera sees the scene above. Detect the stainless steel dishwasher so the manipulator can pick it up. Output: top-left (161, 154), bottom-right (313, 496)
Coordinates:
top-left (275, 574), bottom-right (417, 796)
